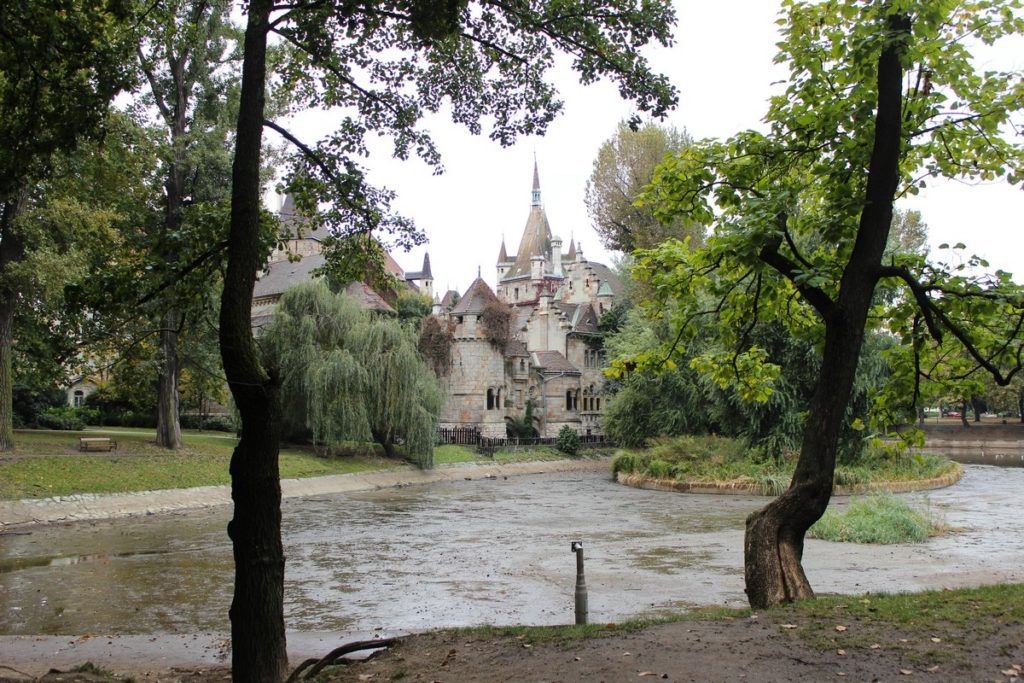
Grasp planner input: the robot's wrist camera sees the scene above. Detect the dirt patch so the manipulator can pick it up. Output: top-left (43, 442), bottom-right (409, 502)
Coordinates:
top-left (11, 605), bottom-right (1023, 682)
top-left (324, 615), bottom-right (1023, 682)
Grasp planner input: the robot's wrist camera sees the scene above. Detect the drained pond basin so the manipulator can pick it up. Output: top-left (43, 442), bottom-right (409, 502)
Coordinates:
top-left (2, 463), bottom-right (1023, 642)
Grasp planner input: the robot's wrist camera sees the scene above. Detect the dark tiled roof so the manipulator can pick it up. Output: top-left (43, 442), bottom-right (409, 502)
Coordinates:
top-left (504, 340), bottom-right (529, 357)
top-left (440, 289), bottom-right (459, 309)
top-left (252, 252), bottom-right (394, 314)
top-left (344, 281), bottom-right (396, 314)
top-left (254, 253), bottom-right (325, 299)
top-left (498, 239), bottom-right (509, 263)
top-left (531, 350), bottom-right (580, 374)
top-left (573, 303), bottom-right (600, 334)
top-left (278, 194), bottom-right (330, 242)
top-left (450, 277), bottom-right (499, 315)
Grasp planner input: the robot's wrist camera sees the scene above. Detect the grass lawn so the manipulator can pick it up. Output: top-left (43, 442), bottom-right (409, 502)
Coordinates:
top-left (433, 443), bottom-right (576, 465)
top-left (0, 428), bottom-right (398, 500)
top-left (0, 430), bottom-right (591, 500)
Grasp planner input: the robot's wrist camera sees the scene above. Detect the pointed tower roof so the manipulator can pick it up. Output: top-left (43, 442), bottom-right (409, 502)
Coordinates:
top-left (421, 253), bottom-right (432, 279)
top-left (450, 277), bottom-right (500, 315)
top-left (532, 158), bottom-right (541, 205)
top-left (498, 238), bottom-right (509, 263)
top-left (505, 162), bottom-right (553, 279)
top-left (281, 194), bottom-right (297, 216)
top-left (565, 238), bottom-right (576, 260)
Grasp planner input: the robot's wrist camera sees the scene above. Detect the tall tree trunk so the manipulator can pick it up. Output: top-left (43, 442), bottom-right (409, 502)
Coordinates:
top-left (970, 396), bottom-right (982, 423)
top-left (220, 1), bottom-right (287, 679)
top-left (155, 309), bottom-right (183, 448)
top-left (743, 11), bottom-right (908, 609)
top-left (960, 400), bottom-right (970, 428)
top-left (154, 49), bottom-right (189, 450)
top-left (0, 197), bottom-right (26, 452)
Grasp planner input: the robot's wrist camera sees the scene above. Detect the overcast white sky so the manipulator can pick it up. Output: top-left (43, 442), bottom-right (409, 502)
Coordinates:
top-left (275, 0), bottom-right (1023, 296)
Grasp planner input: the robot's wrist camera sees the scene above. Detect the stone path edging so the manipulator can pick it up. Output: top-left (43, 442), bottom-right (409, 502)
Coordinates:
top-left (615, 463), bottom-right (963, 497)
top-left (0, 457), bottom-right (611, 529)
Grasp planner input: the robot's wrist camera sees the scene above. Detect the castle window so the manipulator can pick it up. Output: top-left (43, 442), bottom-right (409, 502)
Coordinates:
top-left (73, 390), bottom-right (84, 407)
top-left (519, 359), bottom-right (525, 371)
top-left (566, 390), bottom-right (572, 411)
top-left (514, 287), bottom-right (519, 300)
top-left (596, 397), bottom-right (601, 412)
top-left (487, 388), bottom-right (495, 410)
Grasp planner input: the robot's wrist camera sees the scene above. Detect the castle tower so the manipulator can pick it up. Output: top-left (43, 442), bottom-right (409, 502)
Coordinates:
top-left (420, 253), bottom-right (433, 298)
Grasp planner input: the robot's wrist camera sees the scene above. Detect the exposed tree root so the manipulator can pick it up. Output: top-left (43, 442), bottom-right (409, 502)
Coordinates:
top-left (286, 637), bottom-right (398, 682)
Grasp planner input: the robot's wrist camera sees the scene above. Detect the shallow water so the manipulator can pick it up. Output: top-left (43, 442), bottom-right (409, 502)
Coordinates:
top-left (1, 464), bottom-right (1022, 635)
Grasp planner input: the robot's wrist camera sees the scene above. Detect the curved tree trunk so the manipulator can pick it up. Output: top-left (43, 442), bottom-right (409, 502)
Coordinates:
top-left (372, 427), bottom-right (397, 459)
top-left (220, 1), bottom-right (288, 679)
top-left (744, 10), bottom-right (909, 609)
top-left (155, 309), bottom-right (183, 448)
top-left (745, 317), bottom-right (866, 607)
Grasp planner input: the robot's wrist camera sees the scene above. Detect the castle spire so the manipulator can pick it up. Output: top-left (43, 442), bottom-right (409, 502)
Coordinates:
top-left (531, 156), bottom-right (541, 207)
top-left (498, 237), bottom-right (508, 263)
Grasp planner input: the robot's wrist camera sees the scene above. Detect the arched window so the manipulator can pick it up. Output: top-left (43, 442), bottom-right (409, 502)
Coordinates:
top-left (73, 390), bottom-right (84, 407)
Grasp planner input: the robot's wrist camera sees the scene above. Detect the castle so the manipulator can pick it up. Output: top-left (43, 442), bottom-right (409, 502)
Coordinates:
top-left (433, 162), bottom-right (618, 437)
top-left (253, 162), bottom-right (619, 438)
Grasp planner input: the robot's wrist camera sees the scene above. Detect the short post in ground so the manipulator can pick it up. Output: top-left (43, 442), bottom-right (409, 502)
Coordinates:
top-left (571, 539), bottom-right (588, 624)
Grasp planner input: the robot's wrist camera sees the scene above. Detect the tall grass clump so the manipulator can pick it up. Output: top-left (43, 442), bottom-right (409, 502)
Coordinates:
top-left (808, 493), bottom-right (946, 544)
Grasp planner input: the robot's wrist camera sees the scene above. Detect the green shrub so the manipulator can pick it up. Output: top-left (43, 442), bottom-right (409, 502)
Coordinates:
top-left (36, 406), bottom-right (87, 430)
top-left (180, 414), bottom-right (236, 432)
top-left (808, 493), bottom-right (945, 544)
top-left (555, 425), bottom-right (580, 456)
top-left (13, 384), bottom-right (66, 427)
top-left (647, 458), bottom-right (673, 479)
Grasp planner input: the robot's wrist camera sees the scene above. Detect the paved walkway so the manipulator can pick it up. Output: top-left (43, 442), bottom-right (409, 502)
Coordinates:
top-left (0, 457), bottom-right (610, 528)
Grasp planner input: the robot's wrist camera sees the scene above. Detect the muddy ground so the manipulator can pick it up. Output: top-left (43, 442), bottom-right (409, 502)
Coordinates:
top-left (6, 603), bottom-right (1023, 683)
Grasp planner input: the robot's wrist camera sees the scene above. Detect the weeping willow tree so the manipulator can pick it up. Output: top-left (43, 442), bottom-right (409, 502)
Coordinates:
top-left (261, 281), bottom-right (442, 468)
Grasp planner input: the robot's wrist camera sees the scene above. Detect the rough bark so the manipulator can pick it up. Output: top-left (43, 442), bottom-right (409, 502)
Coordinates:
top-left (744, 12), bottom-right (909, 609)
top-left (155, 309), bottom-right (183, 448)
top-left (0, 197), bottom-right (26, 452)
top-left (219, 0), bottom-right (288, 679)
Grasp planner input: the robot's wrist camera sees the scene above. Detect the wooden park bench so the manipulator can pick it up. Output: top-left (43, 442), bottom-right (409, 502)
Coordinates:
top-left (79, 437), bottom-right (118, 452)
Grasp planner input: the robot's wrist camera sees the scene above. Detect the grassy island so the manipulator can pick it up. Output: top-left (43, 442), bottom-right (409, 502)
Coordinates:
top-left (612, 435), bottom-right (961, 496)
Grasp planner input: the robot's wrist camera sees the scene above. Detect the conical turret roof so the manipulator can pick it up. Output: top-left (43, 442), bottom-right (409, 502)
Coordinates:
top-left (505, 162), bottom-right (552, 278)
top-left (450, 277), bottom-right (500, 315)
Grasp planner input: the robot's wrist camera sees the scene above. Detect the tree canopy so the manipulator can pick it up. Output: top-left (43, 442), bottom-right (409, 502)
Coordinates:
top-left (261, 281), bottom-right (441, 467)
top-left (624, 0), bottom-right (1023, 608)
top-left (586, 120), bottom-right (702, 253)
